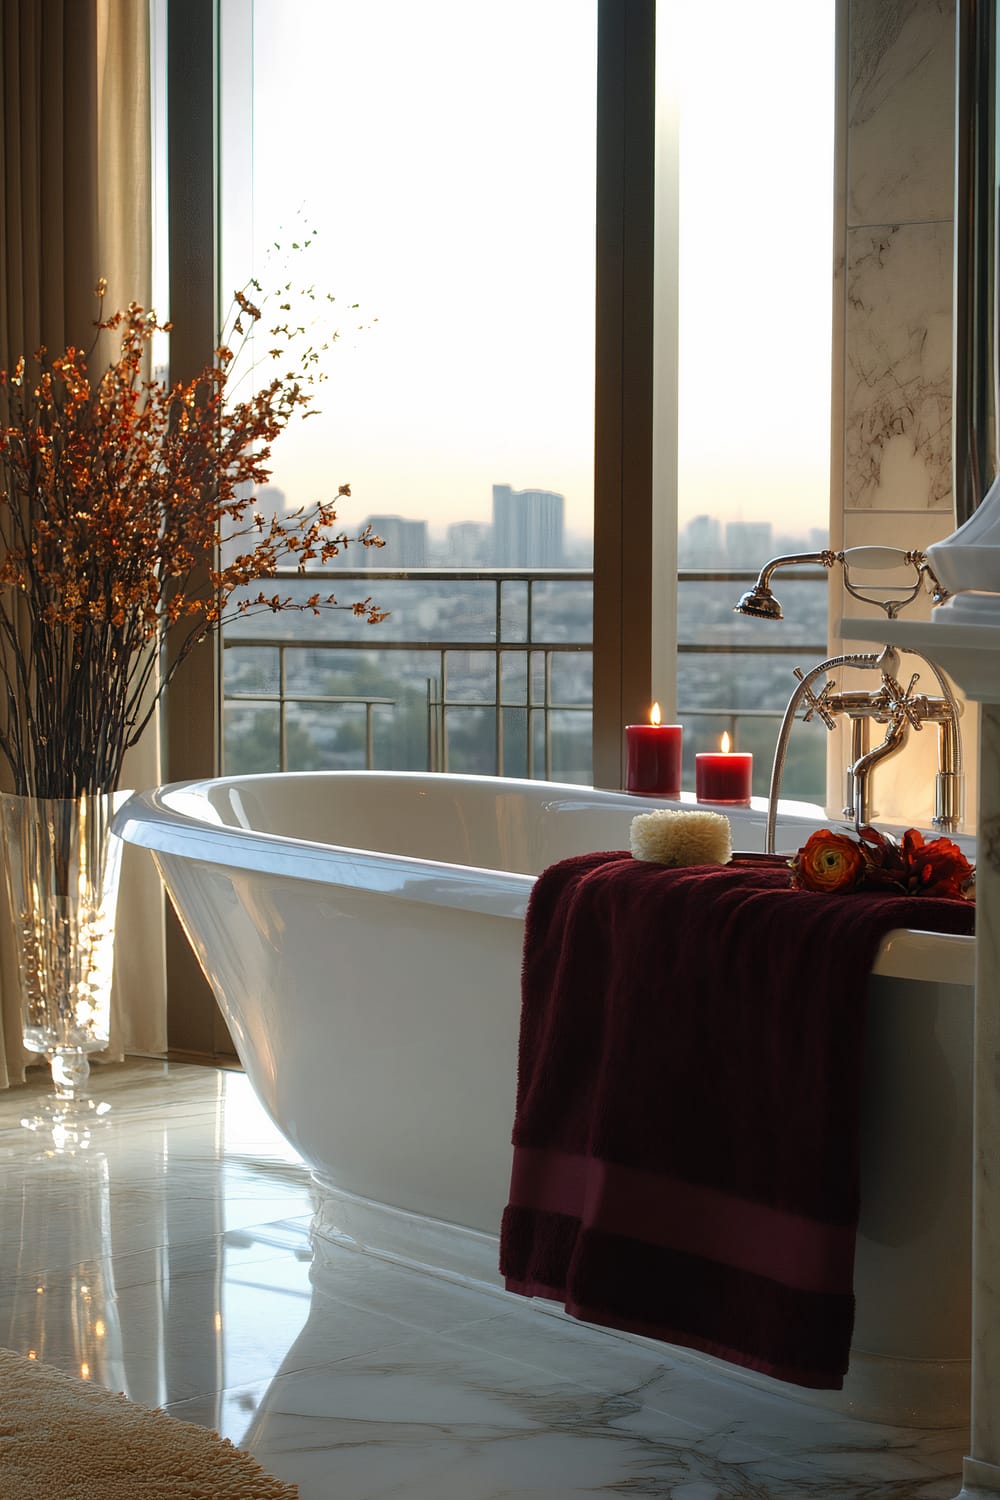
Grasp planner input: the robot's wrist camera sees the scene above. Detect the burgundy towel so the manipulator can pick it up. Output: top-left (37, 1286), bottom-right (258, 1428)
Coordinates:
top-left (499, 853), bottom-right (975, 1389)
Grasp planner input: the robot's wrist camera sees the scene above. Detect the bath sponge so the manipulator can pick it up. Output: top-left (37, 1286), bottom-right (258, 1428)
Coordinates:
top-left (629, 807), bottom-right (732, 867)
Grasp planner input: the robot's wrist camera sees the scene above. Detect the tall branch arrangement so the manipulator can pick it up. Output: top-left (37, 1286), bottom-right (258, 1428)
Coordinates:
top-left (0, 279), bottom-right (386, 797)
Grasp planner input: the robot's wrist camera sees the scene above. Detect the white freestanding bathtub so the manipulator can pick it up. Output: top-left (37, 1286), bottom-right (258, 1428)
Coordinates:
top-left (114, 771), bottom-right (976, 1427)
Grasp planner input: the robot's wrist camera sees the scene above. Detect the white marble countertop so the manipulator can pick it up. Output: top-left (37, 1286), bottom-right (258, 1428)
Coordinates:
top-left (840, 612), bottom-right (1000, 702)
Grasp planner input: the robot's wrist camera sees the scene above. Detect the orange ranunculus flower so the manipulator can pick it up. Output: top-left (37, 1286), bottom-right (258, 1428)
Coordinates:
top-left (789, 829), bottom-right (866, 893)
top-left (900, 829), bottom-right (975, 900)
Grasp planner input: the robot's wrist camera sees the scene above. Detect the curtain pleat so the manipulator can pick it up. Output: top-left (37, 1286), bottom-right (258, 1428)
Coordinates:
top-left (0, 0), bottom-right (166, 1087)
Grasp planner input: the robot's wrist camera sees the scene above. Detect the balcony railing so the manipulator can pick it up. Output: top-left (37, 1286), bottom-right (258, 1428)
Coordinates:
top-left (222, 566), bottom-right (828, 788)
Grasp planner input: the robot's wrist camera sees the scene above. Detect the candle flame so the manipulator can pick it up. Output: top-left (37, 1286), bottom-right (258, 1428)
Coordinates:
top-left (650, 702), bottom-right (661, 726)
top-left (720, 731), bottom-right (731, 754)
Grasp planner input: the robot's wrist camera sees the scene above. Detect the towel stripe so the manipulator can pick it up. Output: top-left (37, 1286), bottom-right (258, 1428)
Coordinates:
top-left (500, 1205), bottom-right (854, 1387)
top-left (508, 1145), bottom-right (857, 1295)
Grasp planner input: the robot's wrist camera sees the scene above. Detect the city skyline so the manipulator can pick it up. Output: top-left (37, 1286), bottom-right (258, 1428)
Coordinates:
top-left (249, 481), bottom-right (826, 572)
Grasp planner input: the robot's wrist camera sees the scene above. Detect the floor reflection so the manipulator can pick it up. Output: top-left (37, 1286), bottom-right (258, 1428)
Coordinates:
top-left (0, 1150), bottom-right (125, 1391)
top-left (0, 1060), bottom-right (969, 1500)
top-left (0, 1060), bottom-right (314, 1422)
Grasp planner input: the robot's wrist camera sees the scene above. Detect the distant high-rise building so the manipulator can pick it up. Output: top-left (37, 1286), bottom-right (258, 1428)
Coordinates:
top-left (491, 484), bottom-right (565, 567)
top-left (774, 524), bottom-right (832, 557)
top-left (725, 521), bottom-right (773, 568)
top-left (257, 484), bottom-right (287, 517)
top-left (360, 514), bottom-right (427, 568)
top-left (446, 521), bottom-right (492, 567)
top-left (220, 482), bottom-right (287, 568)
top-left (678, 514), bottom-right (723, 567)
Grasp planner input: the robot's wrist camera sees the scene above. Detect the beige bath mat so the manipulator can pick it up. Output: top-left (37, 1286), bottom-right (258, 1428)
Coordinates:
top-left (0, 1346), bottom-right (298, 1499)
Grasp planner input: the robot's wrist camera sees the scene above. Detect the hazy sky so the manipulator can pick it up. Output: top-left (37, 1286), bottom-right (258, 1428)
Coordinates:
top-left (675, 1), bottom-right (835, 537)
top-left (221, 0), bottom-right (834, 540)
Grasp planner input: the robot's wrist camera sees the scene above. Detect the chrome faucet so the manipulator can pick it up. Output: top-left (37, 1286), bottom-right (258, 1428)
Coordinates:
top-left (734, 548), bottom-right (964, 853)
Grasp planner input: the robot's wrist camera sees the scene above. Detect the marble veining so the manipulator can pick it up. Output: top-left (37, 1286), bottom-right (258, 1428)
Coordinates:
top-left (981, 813), bottom-right (1000, 874)
top-left (847, 0), bottom-right (955, 229)
top-left (845, 220), bottom-right (953, 511)
top-left (0, 1060), bottom-right (970, 1498)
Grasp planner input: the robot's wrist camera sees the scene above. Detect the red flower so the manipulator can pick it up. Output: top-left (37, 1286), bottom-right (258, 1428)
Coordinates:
top-left (788, 824), bottom-right (975, 901)
top-left (789, 830), bottom-right (866, 892)
top-left (855, 824), bottom-right (909, 891)
top-left (900, 829), bottom-right (974, 900)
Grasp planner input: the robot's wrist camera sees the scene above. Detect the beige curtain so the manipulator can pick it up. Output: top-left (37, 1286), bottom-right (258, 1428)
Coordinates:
top-left (0, 0), bottom-right (167, 1087)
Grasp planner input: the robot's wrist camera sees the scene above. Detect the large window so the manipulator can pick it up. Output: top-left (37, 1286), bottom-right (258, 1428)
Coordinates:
top-left (219, 0), bottom-right (599, 782)
top-left (168, 0), bottom-right (837, 799)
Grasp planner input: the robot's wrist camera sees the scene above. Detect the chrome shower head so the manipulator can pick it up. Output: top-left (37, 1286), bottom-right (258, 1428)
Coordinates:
top-left (733, 584), bottom-right (783, 620)
top-left (733, 550), bottom-right (837, 621)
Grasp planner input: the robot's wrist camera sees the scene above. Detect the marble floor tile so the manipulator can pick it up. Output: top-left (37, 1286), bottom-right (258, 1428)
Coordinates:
top-left (0, 1060), bottom-right (968, 1499)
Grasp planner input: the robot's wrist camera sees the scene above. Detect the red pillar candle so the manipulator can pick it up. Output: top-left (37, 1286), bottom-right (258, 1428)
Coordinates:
top-left (625, 703), bottom-right (682, 797)
top-left (695, 732), bottom-right (753, 805)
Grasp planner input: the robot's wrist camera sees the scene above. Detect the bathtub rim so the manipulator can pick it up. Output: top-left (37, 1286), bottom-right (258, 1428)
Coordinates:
top-left (114, 770), bottom-right (976, 985)
top-left (115, 771), bottom-right (537, 920)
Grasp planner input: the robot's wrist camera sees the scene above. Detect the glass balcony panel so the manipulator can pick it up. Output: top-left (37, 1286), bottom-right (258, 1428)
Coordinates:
top-left (280, 647), bottom-right (439, 707)
top-left (501, 707), bottom-right (529, 779)
top-left (546, 709), bottom-right (591, 786)
top-left (225, 577), bottom-right (507, 645)
top-left (740, 714), bottom-right (825, 808)
top-left (444, 651), bottom-right (496, 705)
top-left (677, 652), bottom-right (816, 715)
top-left (529, 651), bottom-right (547, 707)
top-left (282, 648), bottom-right (348, 696)
top-left (530, 707), bottom-right (547, 776)
top-left (530, 579), bottom-right (593, 643)
top-left (501, 652), bottom-right (529, 707)
top-left (283, 702), bottom-right (369, 772)
top-left (224, 647), bottom-right (281, 698)
top-left (224, 705), bottom-right (280, 775)
top-left (444, 707), bottom-right (495, 776)
top-left (222, 572), bottom-right (828, 791)
top-left (548, 651), bottom-right (592, 707)
top-left (501, 581), bottom-right (529, 644)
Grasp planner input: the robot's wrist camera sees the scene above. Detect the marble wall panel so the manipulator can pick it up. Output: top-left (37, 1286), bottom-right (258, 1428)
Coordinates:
top-left (848, 0), bottom-right (955, 228)
top-left (844, 219), bottom-right (953, 511)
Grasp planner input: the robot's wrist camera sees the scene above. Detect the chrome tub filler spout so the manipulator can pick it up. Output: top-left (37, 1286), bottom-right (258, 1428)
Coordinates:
top-left (734, 546), bottom-right (963, 854)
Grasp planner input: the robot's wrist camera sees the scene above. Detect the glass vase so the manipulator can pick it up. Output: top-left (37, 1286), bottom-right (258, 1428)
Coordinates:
top-left (0, 792), bottom-right (130, 1127)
